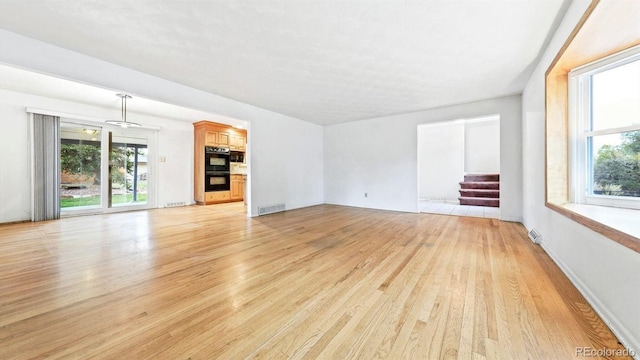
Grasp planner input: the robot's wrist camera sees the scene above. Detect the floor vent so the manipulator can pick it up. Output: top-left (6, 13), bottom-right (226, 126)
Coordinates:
top-left (528, 228), bottom-right (542, 244)
top-left (258, 203), bottom-right (285, 216)
top-left (166, 202), bottom-right (185, 208)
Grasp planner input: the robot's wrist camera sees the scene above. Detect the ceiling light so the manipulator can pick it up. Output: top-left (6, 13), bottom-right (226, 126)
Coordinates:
top-left (105, 94), bottom-right (141, 128)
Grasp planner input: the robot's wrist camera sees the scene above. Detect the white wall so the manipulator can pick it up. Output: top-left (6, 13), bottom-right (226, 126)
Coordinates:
top-left (0, 90), bottom-right (31, 222)
top-left (248, 111), bottom-right (324, 214)
top-left (324, 95), bottom-right (522, 221)
top-left (464, 118), bottom-right (500, 174)
top-left (0, 30), bottom-right (325, 219)
top-left (522, 0), bottom-right (640, 352)
top-left (418, 122), bottom-right (465, 201)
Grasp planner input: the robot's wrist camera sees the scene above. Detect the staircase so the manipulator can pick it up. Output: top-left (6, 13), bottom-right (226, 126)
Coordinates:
top-left (458, 174), bottom-right (500, 207)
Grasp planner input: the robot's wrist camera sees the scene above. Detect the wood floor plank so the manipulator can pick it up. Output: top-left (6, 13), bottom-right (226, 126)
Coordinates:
top-left (249, 223), bottom-right (409, 359)
top-left (0, 203), bottom-right (631, 359)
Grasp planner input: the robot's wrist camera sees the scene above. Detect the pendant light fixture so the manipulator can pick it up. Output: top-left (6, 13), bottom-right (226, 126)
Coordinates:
top-left (105, 93), bottom-right (141, 128)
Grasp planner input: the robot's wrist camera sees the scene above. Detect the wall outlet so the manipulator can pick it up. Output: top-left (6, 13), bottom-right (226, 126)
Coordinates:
top-left (365, 193), bottom-right (368, 197)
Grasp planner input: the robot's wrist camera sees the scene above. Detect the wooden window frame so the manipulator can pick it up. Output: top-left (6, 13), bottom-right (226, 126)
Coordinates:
top-left (545, 0), bottom-right (640, 253)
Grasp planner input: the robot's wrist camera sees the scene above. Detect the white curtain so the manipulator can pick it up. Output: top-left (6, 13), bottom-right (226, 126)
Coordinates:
top-left (32, 113), bottom-right (61, 221)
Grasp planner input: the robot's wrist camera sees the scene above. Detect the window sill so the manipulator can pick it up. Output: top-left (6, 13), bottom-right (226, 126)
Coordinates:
top-left (546, 202), bottom-right (640, 253)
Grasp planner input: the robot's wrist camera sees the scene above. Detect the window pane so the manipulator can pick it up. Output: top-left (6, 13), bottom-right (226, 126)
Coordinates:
top-left (590, 131), bottom-right (640, 197)
top-left (60, 124), bottom-right (102, 209)
top-left (591, 59), bottom-right (640, 131)
top-left (111, 133), bottom-right (148, 206)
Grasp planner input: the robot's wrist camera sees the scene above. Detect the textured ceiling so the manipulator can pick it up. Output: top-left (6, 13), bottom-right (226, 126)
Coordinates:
top-left (0, 0), bottom-right (567, 125)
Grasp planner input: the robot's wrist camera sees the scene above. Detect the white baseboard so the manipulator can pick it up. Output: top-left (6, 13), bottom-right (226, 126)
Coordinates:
top-left (498, 215), bottom-right (522, 223)
top-left (540, 242), bottom-right (639, 360)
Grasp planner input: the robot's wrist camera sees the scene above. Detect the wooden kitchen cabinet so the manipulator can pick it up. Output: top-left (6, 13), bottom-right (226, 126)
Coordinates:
top-left (218, 132), bottom-right (230, 147)
top-left (195, 121), bottom-right (245, 149)
top-left (194, 120), bottom-right (247, 205)
top-left (204, 131), bottom-right (217, 146)
top-left (230, 174), bottom-right (244, 201)
top-left (230, 134), bottom-right (246, 151)
top-left (206, 191), bottom-right (230, 203)
top-left (204, 130), bottom-right (229, 147)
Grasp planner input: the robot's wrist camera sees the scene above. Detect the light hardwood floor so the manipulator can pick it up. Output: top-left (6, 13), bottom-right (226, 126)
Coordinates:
top-left (0, 204), bottom-right (629, 359)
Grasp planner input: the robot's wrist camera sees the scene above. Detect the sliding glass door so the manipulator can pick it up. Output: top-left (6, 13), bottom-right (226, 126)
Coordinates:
top-left (110, 133), bottom-right (149, 207)
top-left (60, 123), bottom-right (103, 209)
top-left (60, 120), bottom-right (155, 214)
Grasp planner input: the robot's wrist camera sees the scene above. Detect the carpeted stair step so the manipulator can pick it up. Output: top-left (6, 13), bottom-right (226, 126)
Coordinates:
top-left (458, 197), bottom-right (500, 207)
top-left (459, 181), bottom-right (500, 190)
top-left (464, 174), bottom-right (500, 182)
top-left (459, 189), bottom-right (499, 198)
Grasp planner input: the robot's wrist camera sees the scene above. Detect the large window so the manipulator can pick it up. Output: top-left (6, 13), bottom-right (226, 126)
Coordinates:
top-left (569, 47), bottom-right (640, 210)
top-left (544, 0), bottom-right (640, 252)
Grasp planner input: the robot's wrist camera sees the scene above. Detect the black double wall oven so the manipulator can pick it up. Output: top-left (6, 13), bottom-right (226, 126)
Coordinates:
top-left (205, 146), bottom-right (230, 192)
